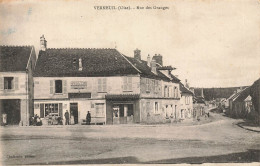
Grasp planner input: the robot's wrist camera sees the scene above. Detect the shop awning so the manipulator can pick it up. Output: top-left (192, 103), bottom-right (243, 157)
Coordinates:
top-left (105, 94), bottom-right (140, 100)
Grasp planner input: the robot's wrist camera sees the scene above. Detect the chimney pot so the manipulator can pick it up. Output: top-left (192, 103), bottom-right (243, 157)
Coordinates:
top-left (134, 48), bottom-right (141, 61)
top-left (151, 59), bottom-right (157, 74)
top-left (40, 35), bottom-right (47, 51)
top-left (79, 58), bottom-right (83, 71)
top-left (147, 54), bottom-right (151, 67)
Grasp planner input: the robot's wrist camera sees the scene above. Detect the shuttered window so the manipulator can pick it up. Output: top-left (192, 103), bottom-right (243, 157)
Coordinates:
top-left (98, 78), bottom-right (107, 92)
top-left (123, 77), bottom-right (132, 91)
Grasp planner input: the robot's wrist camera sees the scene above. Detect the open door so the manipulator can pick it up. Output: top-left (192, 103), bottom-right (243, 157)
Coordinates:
top-left (70, 103), bottom-right (78, 124)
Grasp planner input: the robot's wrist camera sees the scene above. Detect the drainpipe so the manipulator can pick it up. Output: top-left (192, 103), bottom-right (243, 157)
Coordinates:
top-left (26, 69), bottom-right (29, 126)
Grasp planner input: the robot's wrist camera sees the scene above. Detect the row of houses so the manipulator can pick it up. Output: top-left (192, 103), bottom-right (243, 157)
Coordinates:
top-left (225, 86), bottom-right (256, 120)
top-left (0, 35), bottom-right (195, 126)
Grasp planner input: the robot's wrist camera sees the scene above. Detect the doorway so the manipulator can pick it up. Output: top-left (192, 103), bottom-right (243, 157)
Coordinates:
top-left (112, 104), bottom-right (134, 124)
top-left (70, 103), bottom-right (78, 124)
top-left (0, 99), bottom-right (21, 125)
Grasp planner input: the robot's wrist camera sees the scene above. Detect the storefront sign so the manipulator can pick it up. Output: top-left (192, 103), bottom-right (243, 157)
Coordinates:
top-left (71, 81), bottom-right (87, 89)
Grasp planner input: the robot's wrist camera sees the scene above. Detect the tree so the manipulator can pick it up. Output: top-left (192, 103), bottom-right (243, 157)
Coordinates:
top-left (250, 78), bottom-right (260, 125)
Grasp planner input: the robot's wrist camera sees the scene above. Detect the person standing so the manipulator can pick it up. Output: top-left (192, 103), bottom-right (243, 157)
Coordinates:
top-left (64, 110), bottom-right (70, 125)
top-left (86, 111), bottom-right (91, 125)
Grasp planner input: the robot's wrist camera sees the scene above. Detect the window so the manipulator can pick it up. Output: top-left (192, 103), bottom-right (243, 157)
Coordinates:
top-left (174, 87), bottom-right (178, 98)
top-left (45, 103), bottom-right (59, 116)
top-left (55, 80), bottom-right (63, 93)
top-left (154, 80), bottom-right (159, 93)
top-left (123, 77), bottom-right (132, 91)
top-left (146, 78), bottom-right (150, 92)
top-left (4, 77), bottom-right (14, 89)
top-left (95, 103), bottom-right (105, 117)
top-left (164, 86), bottom-right (168, 97)
top-left (154, 102), bottom-right (159, 114)
top-left (98, 78), bottom-right (107, 92)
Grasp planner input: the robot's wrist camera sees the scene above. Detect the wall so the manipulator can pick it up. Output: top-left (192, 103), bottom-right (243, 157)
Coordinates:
top-left (34, 75), bottom-right (140, 99)
top-left (140, 98), bottom-right (180, 124)
top-left (180, 94), bottom-right (193, 119)
top-left (140, 77), bottom-right (181, 99)
top-left (0, 72), bottom-right (28, 99)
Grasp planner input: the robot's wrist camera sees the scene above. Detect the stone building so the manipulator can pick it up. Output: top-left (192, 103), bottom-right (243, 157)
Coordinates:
top-left (33, 36), bottom-right (181, 125)
top-left (0, 45), bottom-right (37, 126)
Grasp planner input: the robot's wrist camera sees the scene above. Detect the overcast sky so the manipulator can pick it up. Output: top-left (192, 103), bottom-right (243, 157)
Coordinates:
top-left (1, 0), bottom-right (259, 88)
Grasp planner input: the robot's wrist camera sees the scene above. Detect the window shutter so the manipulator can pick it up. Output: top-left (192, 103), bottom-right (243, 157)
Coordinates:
top-left (59, 103), bottom-right (63, 119)
top-left (50, 80), bottom-right (54, 94)
top-left (98, 79), bottom-right (102, 92)
top-left (0, 77), bottom-right (3, 90)
top-left (40, 104), bottom-right (44, 118)
top-left (123, 77), bottom-right (127, 91)
top-left (63, 80), bottom-right (67, 94)
top-left (14, 77), bottom-right (19, 90)
top-left (128, 77), bottom-right (132, 91)
top-left (103, 78), bottom-right (107, 92)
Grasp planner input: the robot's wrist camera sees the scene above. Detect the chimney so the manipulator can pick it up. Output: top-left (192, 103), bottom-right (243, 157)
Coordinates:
top-left (40, 35), bottom-right (47, 51)
top-left (185, 79), bottom-right (189, 88)
top-left (201, 88), bottom-right (204, 98)
top-left (147, 54), bottom-right (151, 67)
top-left (79, 58), bottom-right (83, 71)
top-left (152, 54), bottom-right (163, 66)
top-left (134, 48), bottom-right (141, 61)
top-left (151, 59), bottom-right (157, 74)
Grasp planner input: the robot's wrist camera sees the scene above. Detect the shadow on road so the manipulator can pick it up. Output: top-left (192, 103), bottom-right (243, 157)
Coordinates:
top-left (31, 156), bottom-right (140, 165)
top-left (148, 149), bottom-right (260, 164)
top-left (30, 149), bottom-right (260, 165)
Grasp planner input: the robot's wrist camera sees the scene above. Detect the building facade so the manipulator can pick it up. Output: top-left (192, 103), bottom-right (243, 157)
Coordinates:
top-left (179, 83), bottom-right (194, 120)
top-left (0, 46), bottom-right (36, 126)
top-left (33, 36), bottom-right (181, 125)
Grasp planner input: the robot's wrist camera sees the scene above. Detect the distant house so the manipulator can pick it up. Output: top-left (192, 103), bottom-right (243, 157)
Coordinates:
top-left (0, 45), bottom-right (37, 126)
top-left (231, 87), bottom-right (255, 119)
top-left (193, 88), bottom-right (206, 117)
top-left (33, 36), bottom-right (181, 125)
top-left (179, 82), bottom-right (193, 119)
top-left (226, 87), bottom-right (245, 112)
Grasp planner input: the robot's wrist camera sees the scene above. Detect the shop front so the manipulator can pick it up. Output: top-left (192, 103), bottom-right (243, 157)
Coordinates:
top-left (105, 94), bottom-right (140, 125)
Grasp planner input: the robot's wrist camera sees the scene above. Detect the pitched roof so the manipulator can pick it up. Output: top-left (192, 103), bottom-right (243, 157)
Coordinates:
top-left (157, 66), bottom-right (175, 70)
top-left (123, 55), bottom-right (180, 83)
top-left (0, 45), bottom-right (33, 72)
top-left (233, 87), bottom-right (251, 102)
top-left (194, 96), bottom-right (206, 104)
top-left (33, 48), bottom-right (140, 77)
top-left (179, 82), bottom-right (193, 95)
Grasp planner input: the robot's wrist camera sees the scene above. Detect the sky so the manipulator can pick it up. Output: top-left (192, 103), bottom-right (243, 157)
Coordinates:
top-left (0, 0), bottom-right (260, 88)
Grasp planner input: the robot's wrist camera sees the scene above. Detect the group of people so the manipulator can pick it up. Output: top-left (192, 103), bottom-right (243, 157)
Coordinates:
top-left (31, 114), bottom-right (42, 126)
top-left (64, 110), bottom-right (91, 125)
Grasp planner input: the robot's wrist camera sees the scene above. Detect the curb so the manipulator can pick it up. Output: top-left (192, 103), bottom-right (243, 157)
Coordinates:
top-left (236, 122), bottom-right (260, 133)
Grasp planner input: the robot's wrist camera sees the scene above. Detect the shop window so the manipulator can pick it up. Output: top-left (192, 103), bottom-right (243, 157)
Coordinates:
top-left (4, 77), bottom-right (14, 90)
top-left (45, 103), bottom-right (59, 116)
top-left (123, 77), bottom-right (132, 91)
top-left (55, 80), bottom-right (63, 93)
top-left (95, 103), bottom-right (105, 117)
top-left (98, 78), bottom-right (107, 92)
